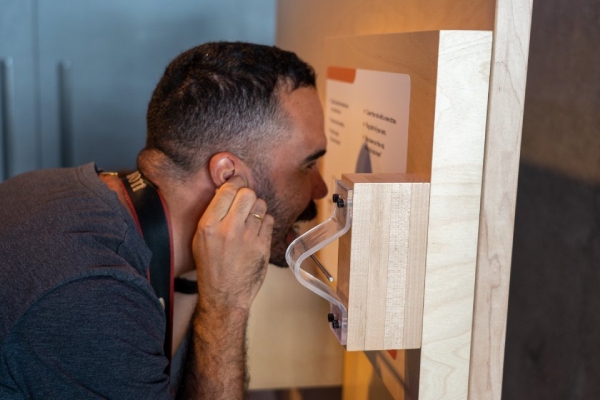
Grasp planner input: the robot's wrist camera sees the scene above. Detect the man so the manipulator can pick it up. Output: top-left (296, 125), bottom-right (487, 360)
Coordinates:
top-left (0, 42), bottom-right (327, 399)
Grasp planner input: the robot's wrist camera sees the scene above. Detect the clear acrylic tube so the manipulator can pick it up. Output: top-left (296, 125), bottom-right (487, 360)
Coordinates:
top-left (285, 180), bottom-right (353, 345)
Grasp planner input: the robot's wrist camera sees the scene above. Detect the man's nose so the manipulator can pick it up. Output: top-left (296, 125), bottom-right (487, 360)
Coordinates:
top-left (311, 170), bottom-right (328, 200)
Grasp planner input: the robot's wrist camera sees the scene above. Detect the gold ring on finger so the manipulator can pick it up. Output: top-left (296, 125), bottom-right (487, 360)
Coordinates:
top-left (251, 213), bottom-right (263, 221)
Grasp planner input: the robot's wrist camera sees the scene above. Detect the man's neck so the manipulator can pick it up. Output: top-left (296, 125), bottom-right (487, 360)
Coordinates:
top-left (98, 170), bottom-right (214, 278)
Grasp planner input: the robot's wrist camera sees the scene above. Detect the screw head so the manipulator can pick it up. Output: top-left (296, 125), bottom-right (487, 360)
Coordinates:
top-left (332, 320), bottom-right (340, 329)
top-left (332, 193), bottom-right (345, 208)
top-left (327, 313), bottom-right (335, 322)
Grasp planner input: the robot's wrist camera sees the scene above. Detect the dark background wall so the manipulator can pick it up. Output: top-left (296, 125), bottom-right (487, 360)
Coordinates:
top-left (0, 0), bottom-right (276, 178)
top-left (502, 0), bottom-right (599, 398)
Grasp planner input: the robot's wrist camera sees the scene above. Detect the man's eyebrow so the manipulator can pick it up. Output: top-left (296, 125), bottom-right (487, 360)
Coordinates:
top-left (303, 149), bottom-right (327, 164)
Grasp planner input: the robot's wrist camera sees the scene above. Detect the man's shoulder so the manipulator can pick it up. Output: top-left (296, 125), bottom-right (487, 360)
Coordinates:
top-left (0, 263), bottom-right (157, 347)
top-left (1, 273), bottom-right (169, 400)
top-left (0, 164), bottom-right (153, 343)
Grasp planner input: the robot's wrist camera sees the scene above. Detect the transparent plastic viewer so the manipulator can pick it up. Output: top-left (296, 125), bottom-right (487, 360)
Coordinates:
top-left (285, 180), bottom-right (353, 346)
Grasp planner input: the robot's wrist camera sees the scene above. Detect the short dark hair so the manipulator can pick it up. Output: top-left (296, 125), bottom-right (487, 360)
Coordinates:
top-left (140, 41), bottom-right (316, 175)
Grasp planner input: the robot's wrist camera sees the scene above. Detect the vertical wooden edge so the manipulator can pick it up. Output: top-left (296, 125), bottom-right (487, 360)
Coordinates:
top-left (403, 183), bottom-right (431, 348)
top-left (384, 183), bottom-right (410, 349)
top-left (347, 183), bottom-right (372, 350)
top-left (338, 232), bottom-right (351, 305)
top-left (365, 184), bottom-right (393, 350)
top-left (338, 177), bottom-right (354, 306)
top-left (468, 0), bottom-right (533, 399)
top-left (419, 30), bottom-right (492, 399)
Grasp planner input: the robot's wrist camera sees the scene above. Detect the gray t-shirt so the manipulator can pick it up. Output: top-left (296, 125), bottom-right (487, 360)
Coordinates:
top-left (0, 164), bottom-right (171, 399)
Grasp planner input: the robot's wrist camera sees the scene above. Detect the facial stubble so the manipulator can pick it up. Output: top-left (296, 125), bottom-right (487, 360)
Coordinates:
top-left (251, 166), bottom-right (317, 267)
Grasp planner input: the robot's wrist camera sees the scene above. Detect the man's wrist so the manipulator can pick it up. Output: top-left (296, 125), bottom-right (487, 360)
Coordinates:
top-left (196, 301), bottom-right (250, 328)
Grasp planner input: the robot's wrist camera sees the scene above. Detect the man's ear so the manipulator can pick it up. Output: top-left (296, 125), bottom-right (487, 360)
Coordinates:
top-left (208, 152), bottom-right (251, 188)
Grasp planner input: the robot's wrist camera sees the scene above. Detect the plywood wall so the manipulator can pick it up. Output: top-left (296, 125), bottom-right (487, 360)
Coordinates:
top-left (277, 0), bottom-right (495, 106)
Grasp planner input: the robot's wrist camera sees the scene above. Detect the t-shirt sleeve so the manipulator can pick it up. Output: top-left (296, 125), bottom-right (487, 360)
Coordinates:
top-left (3, 275), bottom-right (172, 400)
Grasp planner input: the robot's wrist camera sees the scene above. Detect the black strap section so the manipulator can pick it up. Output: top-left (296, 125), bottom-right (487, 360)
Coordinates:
top-left (120, 171), bottom-right (173, 375)
top-left (174, 277), bottom-right (198, 295)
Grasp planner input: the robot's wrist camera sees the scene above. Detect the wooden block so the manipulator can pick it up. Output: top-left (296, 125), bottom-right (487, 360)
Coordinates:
top-left (338, 173), bottom-right (430, 351)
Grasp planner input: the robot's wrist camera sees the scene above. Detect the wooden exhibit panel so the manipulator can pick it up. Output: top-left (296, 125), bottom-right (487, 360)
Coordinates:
top-left (275, 1), bottom-right (533, 398)
top-left (324, 30), bottom-right (492, 399)
top-left (337, 173), bottom-right (430, 351)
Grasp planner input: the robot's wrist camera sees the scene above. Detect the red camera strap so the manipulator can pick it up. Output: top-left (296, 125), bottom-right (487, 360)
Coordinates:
top-left (119, 171), bottom-right (174, 377)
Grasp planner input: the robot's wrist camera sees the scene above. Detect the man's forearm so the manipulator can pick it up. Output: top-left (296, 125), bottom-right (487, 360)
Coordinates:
top-left (178, 176), bottom-right (272, 398)
top-left (176, 305), bottom-right (249, 399)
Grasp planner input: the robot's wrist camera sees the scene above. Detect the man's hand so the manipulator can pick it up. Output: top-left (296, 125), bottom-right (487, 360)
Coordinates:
top-left (178, 175), bottom-right (274, 399)
top-left (192, 175), bottom-right (274, 312)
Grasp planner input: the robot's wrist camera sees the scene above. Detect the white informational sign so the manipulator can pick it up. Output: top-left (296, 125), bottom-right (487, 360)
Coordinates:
top-left (322, 67), bottom-right (411, 214)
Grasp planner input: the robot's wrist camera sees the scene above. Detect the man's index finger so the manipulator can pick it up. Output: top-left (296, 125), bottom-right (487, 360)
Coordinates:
top-left (204, 175), bottom-right (249, 221)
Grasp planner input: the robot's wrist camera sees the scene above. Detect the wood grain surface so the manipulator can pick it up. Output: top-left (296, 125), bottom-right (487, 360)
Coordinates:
top-left (338, 174), bottom-right (429, 351)
top-left (468, 0), bottom-right (533, 398)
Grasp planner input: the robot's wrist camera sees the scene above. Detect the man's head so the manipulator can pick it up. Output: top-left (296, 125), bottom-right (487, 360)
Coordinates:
top-left (143, 42), bottom-right (316, 173)
top-left (140, 42), bottom-right (327, 266)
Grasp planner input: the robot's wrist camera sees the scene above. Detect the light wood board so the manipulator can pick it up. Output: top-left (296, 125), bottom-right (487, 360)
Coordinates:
top-left (419, 30), bottom-right (492, 400)
top-left (338, 173), bottom-right (430, 351)
top-left (468, 0), bottom-right (533, 398)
